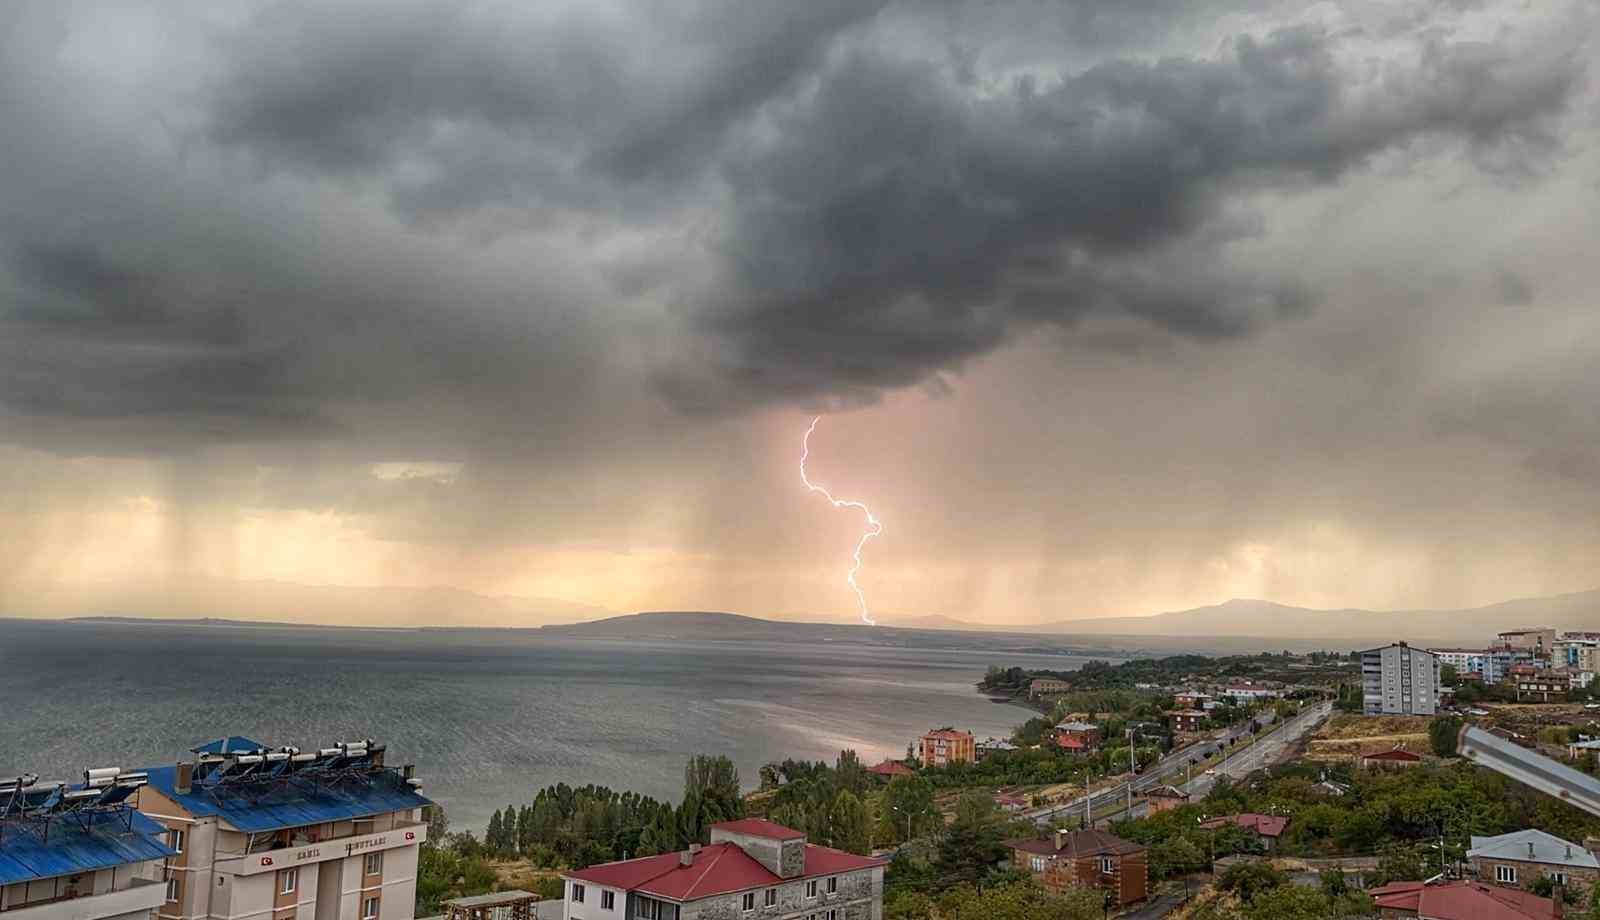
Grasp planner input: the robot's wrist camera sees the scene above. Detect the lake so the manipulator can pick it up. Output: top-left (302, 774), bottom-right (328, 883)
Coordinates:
top-left (0, 619), bottom-right (1110, 833)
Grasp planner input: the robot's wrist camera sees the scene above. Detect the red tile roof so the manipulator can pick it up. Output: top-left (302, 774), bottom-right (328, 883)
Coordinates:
top-left (1199, 813), bottom-right (1288, 838)
top-left (1369, 881), bottom-right (1558, 920)
top-left (563, 843), bottom-right (885, 902)
top-left (922, 729), bottom-right (973, 740)
top-left (868, 760), bottom-right (914, 777)
top-left (1361, 749), bottom-right (1422, 762)
top-left (1055, 735), bottom-right (1088, 750)
top-left (711, 818), bottom-right (804, 840)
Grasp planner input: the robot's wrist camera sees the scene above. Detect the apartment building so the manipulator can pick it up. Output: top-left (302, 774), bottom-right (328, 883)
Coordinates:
top-left (1497, 629), bottom-right (1557, 659)
top-left (1166, 711), bottom-right (1206, 734)
top-left (1361, 643), bottom-right (1440, 716)
top-left (916, 730), bottom-right (973, 768)
top-left (1, 768), bottom-right (173, 920)
top-left (136, 737), bottom-right (431, 920)
top-left (1554, 633), bottom-right (1600, 672)
top-left (1028, 679), bottom-right (1071, 698)
top-left (560, 819), bottom-right (885, 920)
top-left (1005, 829), bottom-right (1147, 908)
top-left (1218, 682), bottom-right (1283, 703)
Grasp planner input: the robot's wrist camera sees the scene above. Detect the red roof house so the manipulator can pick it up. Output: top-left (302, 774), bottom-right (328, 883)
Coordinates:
top-left (1368, 880), bottom-right (1559, 919)
top-left (1199, 814), bottom-right (1289, 851)
top-left (562, 819), bottom-right (887, 914)
top-left (1361, 748), bottom-right (1423, 769)
top-left (1055, 735), bottom-right (1089, 753)
top-left (868, 760), bottom-right (914, 779)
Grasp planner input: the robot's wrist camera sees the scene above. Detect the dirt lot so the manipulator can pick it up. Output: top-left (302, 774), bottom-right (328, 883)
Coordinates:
top-left (1306, 713), bottom-right (1430, 761)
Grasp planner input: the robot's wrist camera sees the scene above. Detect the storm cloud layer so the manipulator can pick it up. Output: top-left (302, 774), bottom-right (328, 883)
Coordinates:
top-left (1, 0), bottom-right (1598, 623)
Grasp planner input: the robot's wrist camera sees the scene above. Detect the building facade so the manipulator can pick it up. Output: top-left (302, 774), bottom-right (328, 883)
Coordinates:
top-left (1, 768), bottom-right (174, 920)
top-left (136, 737), bottom-right (430, 920)
top-left (1004, 829), bottom-right (1146, 908)
top-left (916, 731), bottom-right (974, 768)
top-left (560, 819), bottom-right (884, 920)
top-left (1361, 644), bottom-right (1441, 716)
top-left (1028, 679), bottom-right (1071, 698)
top-left (1166, 711), bottom-right (1206, 734)
top-left (1468, 830), bottom-right (1600, 892)
top-left (1497, 629), bottom-right (1557, 658)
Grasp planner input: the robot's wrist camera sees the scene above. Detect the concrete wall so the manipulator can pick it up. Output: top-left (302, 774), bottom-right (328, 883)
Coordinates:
top-left (675, 866), bottom-right (878, 920)
top-left (1470, 857), bottom-right (1600, 891)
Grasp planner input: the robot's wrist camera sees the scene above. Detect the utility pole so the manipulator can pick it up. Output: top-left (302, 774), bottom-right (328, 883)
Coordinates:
top-left (1127, 728), bottom-right (1135, 815)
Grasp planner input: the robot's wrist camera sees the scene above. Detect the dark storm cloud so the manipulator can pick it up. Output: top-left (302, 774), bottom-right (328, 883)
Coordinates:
top-left (0, 0), bottom-right (1590, 454)
top-left (199, 3), bottom-right (1583, 412)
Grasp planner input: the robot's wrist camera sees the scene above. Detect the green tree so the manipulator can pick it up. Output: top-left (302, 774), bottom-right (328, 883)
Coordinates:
top-left (685, 754), bottom-right (743, 816)
top-left (486, 809), bottom-right (504, 855)
top-left (934, 792), bottom-right (1007, 887)
top-left (934, 881), bottom-right (1101, 920)
top-left (878, 774), bottom-right (937, 843)
top-left (1149, 837), bottom-right (1204, 880)
top-left (1367, 846), bottom-right (1429, 887)
top-left (829, 791), bottom-right (872, 855)
top-left (1216, 860), bottom-right (1287, 904)
top-left (1430, 716), bottom-right (1463, 758)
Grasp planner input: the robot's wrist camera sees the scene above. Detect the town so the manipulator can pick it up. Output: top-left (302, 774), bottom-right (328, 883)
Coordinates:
top-left (5, 627), bottom-right (1600, 920)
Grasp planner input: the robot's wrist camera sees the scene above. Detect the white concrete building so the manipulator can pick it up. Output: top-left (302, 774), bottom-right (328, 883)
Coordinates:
top-left (135, 738), bottom-right (430, 920)
top-left (1, 769), bottom-right (173, 920)
top-left (1361, 643), bottom-right (1441, 716)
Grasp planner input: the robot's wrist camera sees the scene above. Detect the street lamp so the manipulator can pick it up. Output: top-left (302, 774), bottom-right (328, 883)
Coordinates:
top-left (891, 804), bottom-right (929, 844)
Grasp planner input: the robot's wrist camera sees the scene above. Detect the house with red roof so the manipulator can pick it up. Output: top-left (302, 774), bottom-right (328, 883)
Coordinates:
top-left (866, 760), bottom-right (913, 781)
top-left (1004, 828), bottom-right (1147, 907)
top-left (1361, 747), bottom-right (1423, 769)
top-left (1198, 813), bottom-right (1289, 852)
top-left (560, 819), bottom-right (885, 920)
top-left (1368, 879), bottom-right (1559, 919)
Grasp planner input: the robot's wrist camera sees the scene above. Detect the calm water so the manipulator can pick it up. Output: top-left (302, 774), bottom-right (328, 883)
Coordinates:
top-left (0, 620), bottom-right (1102, 833)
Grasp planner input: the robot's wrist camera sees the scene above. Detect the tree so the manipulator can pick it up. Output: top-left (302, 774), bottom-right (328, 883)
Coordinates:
top-left (1367, 846), bottom-right (1428, 887)
top-left (1430, 716), bottom-right (1463, 758)
top-left (830, 791), bottom-right (872, 855)
top-left (759, 763), bottom-right (781, 791)
top-left (1149, 837), bottom-right (1205, 880)
top-left (878, 774), bottom-right (937, 843)
top-left (684, 754), bottom-right (743, 819)
top-left (486, 809), bottom-right (504, 855)
top-left (1243, 885), bottom-right (1371, 920)
top-left (1217, 860), bottom-right (1287, 904)
top-left (934, 792), bottom-right (1007, 887)
top-left (835, 750), bottom-right (870, 797)
top-left (934, 881), bottom-right (1101, 920)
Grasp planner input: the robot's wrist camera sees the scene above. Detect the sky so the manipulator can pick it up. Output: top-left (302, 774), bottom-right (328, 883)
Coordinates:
top-left (2, 0), bottom-right (1599, 627)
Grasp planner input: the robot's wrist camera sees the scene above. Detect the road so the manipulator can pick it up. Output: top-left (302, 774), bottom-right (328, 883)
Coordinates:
top-left (1027, 701), bottom-right (1332, 826)
top-left (1182, 701), bottom-right (1332, 797)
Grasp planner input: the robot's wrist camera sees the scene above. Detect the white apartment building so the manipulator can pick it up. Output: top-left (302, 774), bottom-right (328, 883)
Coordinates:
top-left (1, 768), bottom-right (173, 920)
top-left (136, 738), bottom-right (430, 920)
top-left (1361, 643), bottom-right (1441, 716)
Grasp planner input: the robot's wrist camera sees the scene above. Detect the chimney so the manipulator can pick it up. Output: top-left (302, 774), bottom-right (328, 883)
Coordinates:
top-left (1529, 841), bottom-right (1537, 858)
top-left (680, 843), bottom-right (701, 867)
top-left (1053, 829), bottom-right (1069, 852)
top-left (175, 761), bottom-right (193, 795)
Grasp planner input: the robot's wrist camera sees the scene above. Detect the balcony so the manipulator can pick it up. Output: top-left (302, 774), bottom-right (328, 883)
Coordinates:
top-left (1, 878), bottom-right (164, 920)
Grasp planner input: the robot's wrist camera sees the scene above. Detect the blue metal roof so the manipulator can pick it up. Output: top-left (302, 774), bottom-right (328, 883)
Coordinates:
top-left (0, 808), bottom-right (175, 886)
top-left (192, 736), bottom-right (268, 754)
top-left (142, 764), bottom-right (433, 834)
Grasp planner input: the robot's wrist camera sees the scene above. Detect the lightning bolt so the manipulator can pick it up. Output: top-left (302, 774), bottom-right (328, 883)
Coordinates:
top-left (800, 416), bottom-right (883, 627)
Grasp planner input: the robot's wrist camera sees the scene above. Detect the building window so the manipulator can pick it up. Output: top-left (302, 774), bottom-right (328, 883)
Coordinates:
top-left (1099, 857), bottom-right (1115, 874)
top-left (1552, 872), bottom-right (1567, 886)
top-left (601, 891), bottom-right (615, 910)
top-left (280, 868), bottom-right (298, 896)
top-left (169, 828), bottom-right (185, 854)
top-left (166, 878), bottom-right (180, 903)
top-left (764, 889), bottom-right (777, 907)
top-left (573, 884), bottom-right (586, 904)
top-left (1030, 856), bottom-right (1045, 873)
top-left (636, 898), bottom-right (661, 920)
top-left (364, 852), bottom-right (383, 876)
top-left (362, 897), bottom-right (380, 920)
top-left (1495, 865), bottom-right (1517, 884)
top-left (742, 892), bottom-right (755, 911)
top-left (805, 880), bottom-right (817, 898)
top-left (826, 877), bottom-right (837, 894)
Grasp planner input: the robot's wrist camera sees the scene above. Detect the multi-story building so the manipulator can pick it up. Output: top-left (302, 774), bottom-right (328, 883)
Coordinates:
top-left (136, 737), bottom-right (431, 920)
top-left (1467, 829), bottom-right (1600, 892)
top-left (916, 730), bottom-right (973, 768)
top-left (1361, 643), bottom-right (1440, 716)
top-left (1052, 722), bottom-right (1101, 751)
top-left (1004, 829), bottom-right (1147, 908)
top-left (559, 819), bottom-right (885, 920)
top-left (1497, 629), bottom-right (1557, 660)
top-left (1514, 671), bottom-right (1566, 702)
top-left (1554, 633), bottom-right (1600, 672)
top-left (1172, 693), bottom-right (1210, 710)
top-left (1166, 711), bottom-right (1206, 734)
top-left (1, 767), bottom-right (173, 920)
top-left (1429, 648), bottom-right (1488, 678)
top-left (1218, 682), bottom-right (1283, 703)
top-left (1028, 679), bottom-right (1071, 698)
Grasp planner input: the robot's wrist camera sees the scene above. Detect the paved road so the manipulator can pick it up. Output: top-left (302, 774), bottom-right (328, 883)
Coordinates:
top-left (1121, 891), bottom-right (1187, 919)
top-left (1029, 703), bottom-right (1329, 827)
top-left (1182, 701), bottom-right (1332, 797)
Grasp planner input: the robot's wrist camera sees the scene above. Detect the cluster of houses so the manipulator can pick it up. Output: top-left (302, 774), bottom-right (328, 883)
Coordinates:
top-left (1431, 627), bottom-right (1600, 698)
